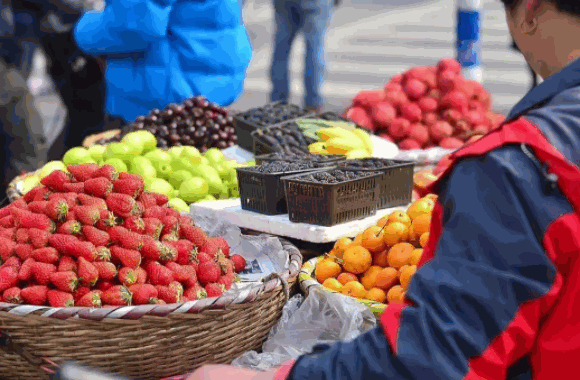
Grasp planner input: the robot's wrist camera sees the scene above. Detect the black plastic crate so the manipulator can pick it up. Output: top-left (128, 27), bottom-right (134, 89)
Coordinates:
top-left (337, 158), bottom-right (414, 209)
top-left (233, 102), bottom-right (315, 151)
top-left (281, 169), bottom-right (383, 226)
top-left (236, 165), bottom-right (324, 215)
top-left (255, 153), bottom-right (346, 166)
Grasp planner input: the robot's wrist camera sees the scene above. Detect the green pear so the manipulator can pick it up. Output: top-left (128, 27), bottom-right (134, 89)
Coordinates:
top-left (167, 198), bottom-right (189, 212)
top-left (104, 158), bottom-right (128, 173)
top-left (88, 145), bottom-right (107, 163)
top-left (179, 177), bottom-right (209, 203)
top-left (167, 146), bottom-right (185, 161)
top-left (204, 148), bottom-right (225, 165)
top-left (63, 147), bottom-right (93, 166)
top-left (149, 178), bottom-right (175, 198)
top-left (168, 170), bottom-right (193, 189)
top-left (104, 142), bottom-right (133, 163)
top-left (180, 146), bottom-right (201, 159)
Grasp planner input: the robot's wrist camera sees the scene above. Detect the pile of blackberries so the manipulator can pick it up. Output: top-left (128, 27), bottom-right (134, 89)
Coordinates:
top-left (245, 161), bottom-right (323, 174)
top-left (298, 169), bottom-right (381, 184)
top-left (338, 158), bottom-right (396, 169)
top-left (238, 102), bottom-right (313, 127)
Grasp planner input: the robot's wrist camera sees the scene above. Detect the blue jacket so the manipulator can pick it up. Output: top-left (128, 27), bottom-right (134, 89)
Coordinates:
top-left (73, 0), bottom-right (252, 123)
top-left (276, 58), bottom-right (580, 380)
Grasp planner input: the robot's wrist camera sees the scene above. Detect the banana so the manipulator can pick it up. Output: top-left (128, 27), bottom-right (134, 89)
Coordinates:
top-left (352, 128), bottom-right (374, 155)
top-left (309, 142), bottom-right (327, 154)
top-left (324, 137), bottom-right (366, 155)
top-left (317, 127), bottom-right (358, 142)
top-left (346, 149), bottom-right (372, 159)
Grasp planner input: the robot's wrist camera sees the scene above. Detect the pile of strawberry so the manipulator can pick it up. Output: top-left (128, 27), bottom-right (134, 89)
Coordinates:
top-left (343, 58), bottom-right (507, 150)
top-left (0, 164), bottom-right (247, 308)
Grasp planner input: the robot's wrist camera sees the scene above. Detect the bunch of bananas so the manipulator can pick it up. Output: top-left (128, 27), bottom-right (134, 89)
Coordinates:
top-left (309, 128), bottom-right (373, 159)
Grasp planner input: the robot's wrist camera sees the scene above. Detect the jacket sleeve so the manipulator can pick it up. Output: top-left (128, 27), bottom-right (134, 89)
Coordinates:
top-left (73, 0), bottom-right (175, 55)
top-left (275, 145), bottom-right (571, 380)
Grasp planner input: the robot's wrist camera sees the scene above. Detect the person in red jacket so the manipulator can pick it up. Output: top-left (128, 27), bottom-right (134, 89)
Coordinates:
top-left (188, 0), bottom-right (580, 379)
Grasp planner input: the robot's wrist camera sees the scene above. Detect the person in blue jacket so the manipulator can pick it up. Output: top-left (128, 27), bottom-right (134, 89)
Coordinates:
top-left (74, 0), bottom-right (253, 124)
top-left (187, 0), bottom-right (580, 379)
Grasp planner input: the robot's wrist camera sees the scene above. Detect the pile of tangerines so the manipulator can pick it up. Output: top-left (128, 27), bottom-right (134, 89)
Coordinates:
top-left (314, 194), bottom-right (436, 305)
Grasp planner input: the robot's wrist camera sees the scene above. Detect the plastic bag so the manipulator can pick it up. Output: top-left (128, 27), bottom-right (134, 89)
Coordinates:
top-left (232, 287), bottom-right (377, 371)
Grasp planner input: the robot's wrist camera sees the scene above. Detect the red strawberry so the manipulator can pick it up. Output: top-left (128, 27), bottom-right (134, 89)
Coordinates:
top-left (145, 261), bottom-right (174, 286)
top-left (23, 186), bottom-right (50, 203)
top-left (57, 256), bottom-right (77, 273)
top-left (77, 257), bottom-right (99, 286)
top-left (102, 285), bottom-right (132, 306)
top-left (184, 284), bottom-right (206, 301)
top-left (118, 172), bottom-right (143, 182)
top-left (161, 232), bottom-right (179, 243)
top-left (110, 246), bottom-right (141, 268)
top-left (112, 178), bottom-right (144, 198)
top-left (218, 273), bottom-right (235, 290)
top-left (156, 281), bottom-right (183, 304)
top-left (118, 267), bottom-right (137, 286)
top-left (44, 198), bottom-right (69, 222)
top-left (170, 240), bottom-right (197, 265)
top-left (0, 215), bottom-right (14, 228)
top-left (92, 165), bottom-right (119, 181)
top-left (180, 225), bottom-right (207, 248)
top-left (62, 182), bottom-right (85, 193)
top-left (73, 286), bottom-right (91, 302)
top-left (108, 226), bottom-right (143, 251)
top-left (65, 241), bottom-right (97, 261)
top-left (142, 206), bottom-right (166, 220)
top-left (143, 218), bottom-right (163, 239)
top-left (199, 241), bottom-right (219, 259)
top-left (212, 237), bottom-right (230, 258)
top-left (77, 194), bottom-right (107, 210)
top-left (196, 252), bottom-right (213, 265)
top-left (93, 262), bottom-right (117, 281)
top-left (47, 290), bottom-right (74, 307)
top-left (67, 163), bottom-right (99, 182)
top-left (65, 210), bottom-right (77, 222)
top-left (0, 228), bottom-right (15, 240)
top-left (14, 243), bottom-right (33, 261)
top-left (3, 287), bottom-right (22, 304)
top-left (196, 261), bottom-right (221, 285)
top-left (96, 210), bottom-right (117, 231)
top-left (3, 257), bottom-right (21, 270)
top-left (0, 266), bottom-right (18, 292)
top-left (50, 271), bottom-right (78, 292)
top-left (48, 234), bottom-right (79, 253)
top-left (0, 238), bottom-right (15, 261)
top-left (13, 210), bottom-right (55, 232)
top-left (76, 291), bottom-right (102, 307)
top-left (152, 193), bottom-right (169, 206)
top-left (231, 254), bottom-right (247, 273)
top-left (15, 228), bottom-right (29, 244)
top-left (84, 177), bottom-right (113, 198)
top-left (31, 247), bottom-right (60, 264)
top-left (40, 170), bottom-right (72, 192)
top-left (18, 258), bottom-right (35, 281)
top-left (137, 192), bottom-right (157, 209)
top-left (58, 220), bottom-right (82, 235)
top-left (160, 243), bottom-right (177, 263)
top-left (166, 262), bottom-right (197, 287)
top-left (106, 194), bottom-right (139, 218)
top-left (123, 216), bottom-right (145, 234)
top-left (177, 215), bottom-right (193, 227)
top-left (31, 262), bottom-right (57, 285)
top-left (82, 225), bottom-right (111, 246)
top-left (21, 285), bottom-right (48, 305)
top-left (130, 284), bottom-right (158, 305)
top-left (27, 201), bottom-right (48, 215)
top-left (96, 280), bottom-right (115, 292)
top-left (135, 267), bottom-right (147, 284)
top-left (48, 193), bottom-right (77, 208)
top-left (74, 205), bottom-right (100, 225)
top-left (96, 246), bottom-right (111, 262)
top-left (29, 228), bottom-right (49, 249)
top-left (205, 283), bottom-right (225, 298)
top-left (161, 216), bottom-right (179, 235)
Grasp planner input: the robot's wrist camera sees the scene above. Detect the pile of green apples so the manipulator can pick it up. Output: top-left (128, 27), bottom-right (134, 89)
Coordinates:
top-left (17, 131), bottom-right (254, 212)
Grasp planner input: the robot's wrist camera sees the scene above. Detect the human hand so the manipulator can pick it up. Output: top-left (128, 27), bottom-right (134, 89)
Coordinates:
top-left (186, 365), bottom-right (279, 380)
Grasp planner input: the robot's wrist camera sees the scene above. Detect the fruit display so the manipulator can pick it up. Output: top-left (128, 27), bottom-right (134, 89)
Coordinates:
top-left (16, 131), bottom-right (249, 210)
top-left (254, 152), bottom-right (345, 165)
top-left (343, 58), bottom-right (506, 150)
top-left (0, 164), bottom-right (248, 307)
top-left (296, 120), bottom-right (374, 159)
top-left (93, 96), bottom-right (237, 152)
top-left (245, 161), bottom-right (329, 174)
top-left (291, 169), bottom-right (381, 184)
top-left (252, 121), bottom-right (315, 156)
top-left (313, 194), bottom-right (436, 306)
top-left (236, 102), bottom-right (313, 128)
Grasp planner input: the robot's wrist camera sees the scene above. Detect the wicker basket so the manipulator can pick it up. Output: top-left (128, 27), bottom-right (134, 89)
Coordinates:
top-left (82, 129), bottom-right (122, 148)
top-left (0, 239), bottom-right (302, 380)
top-left (299, 256), bottom-right (385, 318)
top-left (6, 170), bottom-right (39, 203)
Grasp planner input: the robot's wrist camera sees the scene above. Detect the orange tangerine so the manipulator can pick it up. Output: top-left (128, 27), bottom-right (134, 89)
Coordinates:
top-left (322, 278), bottom-right (343, 292)
top-left (366, 287), bottom-right (387, 303)
top-left (399, 265), bottom-right (417, 290)
top-left (410, 248), bottom-right (423, 266)
top-left (361, 226), bottom-right (386, 253)
top-left (386, 242), bottom-right (414, 269)
top-left (341, 281), bottom-right (367, 299)
top-left (342, 245), bottom-right (372, 274)
top-left (387, 285), bottom-right (405, 304)
top-left (411, 213), bottom-right (431, 237)
top-left (352, 234), bottom-right (363, 246)
top-left (373, 249), bottom-right (390, 268)
top-left (406, 198), bottom-right (434, 220)
top-left (315, 257), bottom-right (342, 283)
top-left (375, 267), bottom-right (399, 290)
top-left (382, 222), bottom-right (409, 246)
top-left (337, 272), bottom-right (358, 285)
top-left (376, 216), bottom-right (389, 229)
top-left (333, 237), bottom-right (352, 259)
top-left (387, 210), bottom-right (412, 228)
top-left (361, 265), bottom-right (383, 290)
top-left (419, 232), bottom-right (430, 248)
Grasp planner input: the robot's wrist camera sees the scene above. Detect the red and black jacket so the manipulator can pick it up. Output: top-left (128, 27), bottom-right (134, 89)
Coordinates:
top-left (274, 58), bottom-right (580, 380)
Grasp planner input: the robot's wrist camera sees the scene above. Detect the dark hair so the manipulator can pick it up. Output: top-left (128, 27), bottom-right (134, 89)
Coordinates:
top-left (500, 0), bottom-right (580, 17)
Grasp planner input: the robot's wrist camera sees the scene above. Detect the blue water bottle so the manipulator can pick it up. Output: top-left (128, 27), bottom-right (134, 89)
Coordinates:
top-left (456, 0), bottom-right (483, 83)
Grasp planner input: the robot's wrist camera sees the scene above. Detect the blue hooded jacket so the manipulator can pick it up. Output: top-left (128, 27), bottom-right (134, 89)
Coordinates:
top-left (73, 0), bottom-right (252, 123)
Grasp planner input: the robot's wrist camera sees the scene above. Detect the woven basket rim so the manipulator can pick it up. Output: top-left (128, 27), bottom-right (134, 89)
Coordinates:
top-left (299, 255), bottom-right (386, 316)
top-left (0, 239), bottom-right (302, 320)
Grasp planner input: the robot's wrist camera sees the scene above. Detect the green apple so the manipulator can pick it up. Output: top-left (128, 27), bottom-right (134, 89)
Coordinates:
top-left (131, 157), bottom-right (157, 179)
top-left (179, 177), bottom-right (209, 203)
top-left (63, 147), bottom-right (94, 166)
top-left (204, 148), bottom-right (225, 165)
top-left (167, 146), bottom-right (185, 161)
top-left (201, 194), bottom-right (216, 202)
top-left (122, 131), bottom-right (157, 154)
top-left (104, 158), bottom-right (128, 173)
top-left (20, 175), bottom-right (40, 194)
top-left (168, 170), bottom-right (193, 189)
top-left (167, 198), bottom-right (189, 212)
top-left (180, 146), bottom-right (201, 159)
top-left (149, 178), bottom-right (175, 198)
top-left (104, 142), bottom-right (133, 163)
top-left (145, 150), bottom-right (172, 168)
top-left (156, 163), bottom-right (172, 179)
top-left (39, 161), bottom-right (68, 179)
top-left (88, 145), bottom-right (107, 163)
top-left (189, 164), bottom-right (224, 196)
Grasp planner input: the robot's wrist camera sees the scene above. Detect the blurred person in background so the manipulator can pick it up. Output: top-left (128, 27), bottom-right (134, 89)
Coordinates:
top-left (73, 0), bottom-right (253, 125)
top-left (269, 0), bottom-right (339, 113)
